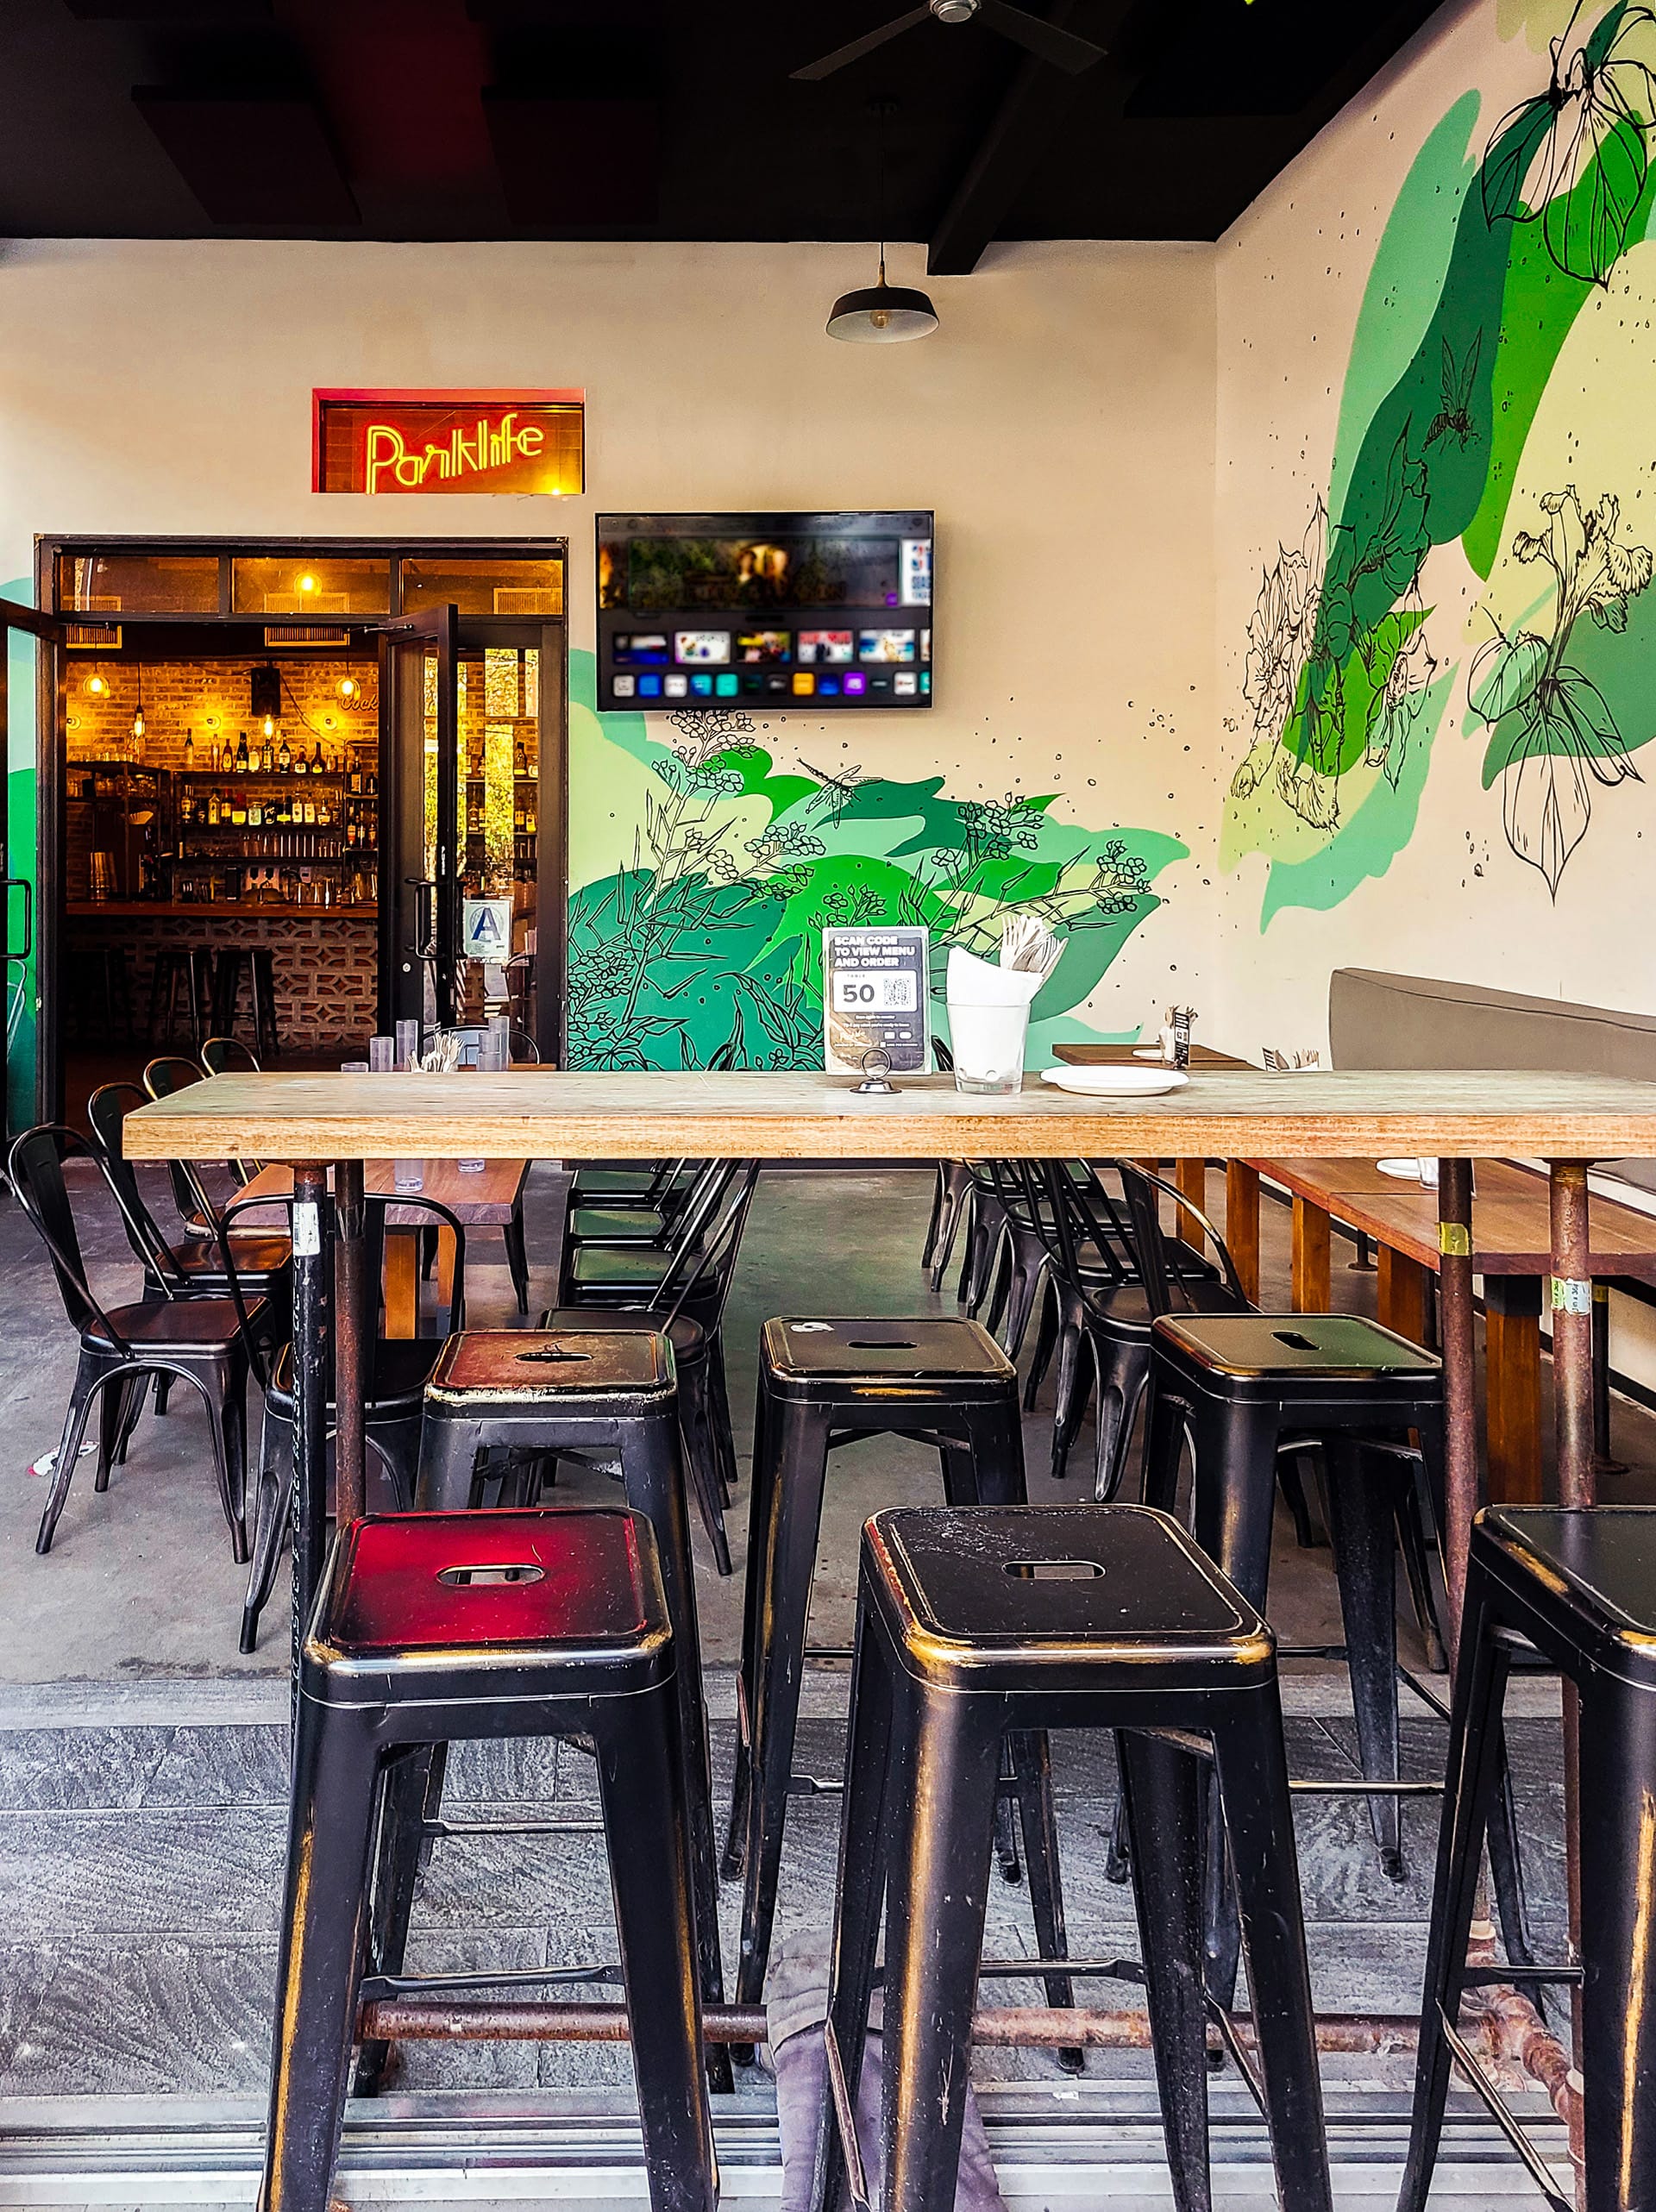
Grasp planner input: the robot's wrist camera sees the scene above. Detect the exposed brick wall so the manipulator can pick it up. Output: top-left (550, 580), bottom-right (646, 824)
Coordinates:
top-left (66, 654), bottom-right (377, 775)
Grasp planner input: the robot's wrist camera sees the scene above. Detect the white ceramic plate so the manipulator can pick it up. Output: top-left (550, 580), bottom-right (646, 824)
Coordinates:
top-left (1376, 1156), bottom-right (1438, 1183)
top-left (1132, 1045), bottom-right (1170, 1061)
top-left (1039, 1066), bottom-right (1190, 1098)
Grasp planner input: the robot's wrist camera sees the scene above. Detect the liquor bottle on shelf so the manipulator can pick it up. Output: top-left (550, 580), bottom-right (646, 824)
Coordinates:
top-left (231, 795), bottom-right (248, 828)
top-left (348, 754), bottom-right (361, 794)
top-left (278, 733), bottom-right (291, 774)
top-left (514, 739), bottom-right (528, 776)
top-left (310, 741), bottom-right (324, 775)
top-left (183, 729), bottom-right (194, 772)
top-left (207, 789), bottom-right (220, 826)
top-left (261, 731), bottom-right (274, 774)
top-left (249, 797), bottom-right (262, 828)
top-left (235, 731), bottom-right (249, 774)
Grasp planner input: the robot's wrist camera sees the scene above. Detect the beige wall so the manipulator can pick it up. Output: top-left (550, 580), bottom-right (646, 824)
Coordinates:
top-left (0, 233), bottom-right (1220, 1040)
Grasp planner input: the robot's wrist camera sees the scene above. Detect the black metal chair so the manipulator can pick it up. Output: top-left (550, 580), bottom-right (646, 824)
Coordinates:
top-left (258, 1506), bottom-right (715, 2212)
top-left (8, 1125), bottom-right (261, 1562)
top-left (724, 1313), bottom-right (1079, 2053)
top-left (200, 1035), bottom-right (260, 1077)
top-left (141, 1054), bottom-right (254, 1215)
top-left (812, 1504), bottom-right (1332, 2212)
top-left (1402, 1507), bottom-right (1656, 2212)
top-left (233, 1187), bottom-right (467, 1654)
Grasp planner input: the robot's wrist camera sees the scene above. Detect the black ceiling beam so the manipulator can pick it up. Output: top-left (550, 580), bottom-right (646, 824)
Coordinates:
top-left (132, 89), bottom-right (359, 225)
top-left (483, 93), bottom-right (662, 228)
top-left (926, 0), bottom-right (1095, 276)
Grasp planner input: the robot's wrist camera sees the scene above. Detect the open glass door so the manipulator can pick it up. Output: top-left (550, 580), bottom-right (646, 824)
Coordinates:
top-left (378, 606), bottom-right (563, 1058)
top-left (377, 605), bottom-right (456, 1035)
top-left (2, 595), bottom-right (63, 1138)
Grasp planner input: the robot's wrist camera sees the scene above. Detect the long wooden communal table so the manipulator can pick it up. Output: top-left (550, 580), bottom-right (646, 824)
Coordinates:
top-left (123, 1066), bottom-right (1656, 2132)
top-left (1234, 1156), bottom-right (1656, 1504)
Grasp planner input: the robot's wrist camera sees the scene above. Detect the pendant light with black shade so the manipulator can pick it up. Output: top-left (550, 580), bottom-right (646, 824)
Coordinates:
top-left (826, 101), bottom-right (938, 343)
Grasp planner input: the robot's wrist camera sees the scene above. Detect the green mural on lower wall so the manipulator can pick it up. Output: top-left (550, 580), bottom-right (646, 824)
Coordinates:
top-left (1225, 0), bottom-right (1656, 918)
top-left (565, 661), bottom-right (1186, 1070)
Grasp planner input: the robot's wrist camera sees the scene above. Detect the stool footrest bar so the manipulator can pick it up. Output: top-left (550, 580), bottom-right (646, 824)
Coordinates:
top-left (1436, 2005), bottom-right (1574, 2212)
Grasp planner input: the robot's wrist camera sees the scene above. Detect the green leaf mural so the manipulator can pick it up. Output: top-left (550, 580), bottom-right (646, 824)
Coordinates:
top-left (566, 671), bottom-right (1185, 1070)
top-left (1225, 0), bottom-right (1656, 918)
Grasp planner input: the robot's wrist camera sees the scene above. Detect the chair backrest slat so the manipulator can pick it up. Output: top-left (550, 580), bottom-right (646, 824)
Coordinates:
top-left (8, 1125), bottom-right (130, 1345)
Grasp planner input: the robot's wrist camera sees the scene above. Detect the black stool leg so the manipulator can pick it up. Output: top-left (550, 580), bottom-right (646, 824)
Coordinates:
top-left (1576, 1676), bottom-right (1656, 2212)
top-left (415, 1413), bottom-right (486, 1510)
top-left (736, 1399), bottom-right (831, 2013)
top-left (878, 1685), bottom-right (1001, 2212)
top-left (813, 1617), bottom-right (900, 2212)
top-left (1005, 1727), bottom-right (1081, 2065)
top-left (257, 1698), bottom-right (382, 2212)
top-left (1119, 1729), bottom-right (1212, 2212)
top-left (594, 1680), bottom-right (718, 2212)
top-left (1398, 1555), bottom-right (1512, 2212)
top-left (723, 1370), bottom-right (775, 1882)
top-left (1024, 1275), bottom-right (1060, 1409)
top-left (1141, 1374), bottom-right (1188, 1515)
top-left (1320, 1435), bottom-right (1405, 1880)
top-left (354, 1745), bottom-right (436, 2098)
top-left (622, 1415), bottom-right (732, 2095)
top-left (1210, 1680), bottom-right (1333, 2212)
top-left (502, 1212), bottom-right (530, 1315)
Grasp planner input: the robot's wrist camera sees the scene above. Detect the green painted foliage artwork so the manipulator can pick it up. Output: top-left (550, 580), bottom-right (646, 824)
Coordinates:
top-left (1226, 1), bottom-right (1656, 916)
top-left (566, 687), bottom-right (1185, 1071)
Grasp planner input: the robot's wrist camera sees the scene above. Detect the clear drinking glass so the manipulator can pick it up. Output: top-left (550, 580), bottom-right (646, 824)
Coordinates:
top-left (369, 1035), bottom-right (395, 1073)
top-left (340, 1060), bottom-right (369, 1075)
top-left (395, 1018), bottom-right (421, 1070)
top-left (393, 1160), bottom-right (423, 1192)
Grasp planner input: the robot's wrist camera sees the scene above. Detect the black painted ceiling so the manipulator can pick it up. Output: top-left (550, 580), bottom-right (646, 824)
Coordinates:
top-left (0, 0), bottom-right (1446, 270)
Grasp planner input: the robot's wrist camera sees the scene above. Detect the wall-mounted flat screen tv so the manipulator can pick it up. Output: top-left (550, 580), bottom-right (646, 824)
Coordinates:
top-left (596, 511), bottom-right (933, 711)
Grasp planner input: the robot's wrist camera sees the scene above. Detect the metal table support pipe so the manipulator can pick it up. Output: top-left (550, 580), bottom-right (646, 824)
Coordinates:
top-left (288, 1162), bottom-right (330, 1686)
top-left (332, 1160), bottom-right (369, 1532)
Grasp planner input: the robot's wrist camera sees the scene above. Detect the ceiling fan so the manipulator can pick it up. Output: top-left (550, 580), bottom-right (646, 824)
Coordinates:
top-left (792, 0), bottom-right (1107, 82)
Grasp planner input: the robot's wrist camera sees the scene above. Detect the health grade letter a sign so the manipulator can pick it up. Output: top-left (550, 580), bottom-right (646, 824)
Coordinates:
top-left (314, 390), bottom-right (584, 497)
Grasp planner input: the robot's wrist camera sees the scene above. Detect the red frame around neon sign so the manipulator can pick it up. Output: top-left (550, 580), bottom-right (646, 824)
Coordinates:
top-left (312, 387), bottom-right (586, 496)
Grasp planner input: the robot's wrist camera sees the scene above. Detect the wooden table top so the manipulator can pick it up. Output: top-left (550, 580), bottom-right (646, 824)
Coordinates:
top-left (236, 1157), bottom-right (528, 1226)
top-left (1249, 1154), bottom-right (1656, 1282)
top-left (1052, 1043), bottom-right (1253, 1071)
top-left (121, 1067), bottom-right (1656, 1165)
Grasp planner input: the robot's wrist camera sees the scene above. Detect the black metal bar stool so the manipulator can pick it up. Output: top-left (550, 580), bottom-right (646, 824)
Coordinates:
top-left (257, 1506), bottom-right (715, 2212)
top-left (212, 945), bottom-right (280, 1060)
top-left (146, 944), bottom-right (215, 1050)
top-left (1402, 1506), bottom-right (1656, 2212)
top-left (1144, 1310), bottom-right (1446, 1884)
top-left (811, 1503), bottom-right (1332, 2212)
top-left (725, 1315), bottom-right (1075, 2032)
top-left (413, 1326), bottom-right (731, 2090)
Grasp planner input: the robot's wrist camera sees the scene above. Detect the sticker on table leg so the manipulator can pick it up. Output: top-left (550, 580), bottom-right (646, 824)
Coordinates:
top-left (292, 1201), bottom-right (322, 1257)
top-left (1550, 1277), bottom-right (1592, 1316)
top-left (1438, 1221), bottom-right (1471, 1257)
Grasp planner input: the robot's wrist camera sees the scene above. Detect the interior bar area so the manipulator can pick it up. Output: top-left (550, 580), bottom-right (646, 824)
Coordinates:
top-left (41, 539), bottom-right (566, 1112)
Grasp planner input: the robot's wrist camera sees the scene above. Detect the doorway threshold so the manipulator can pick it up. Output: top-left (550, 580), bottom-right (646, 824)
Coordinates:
top-left (0, 2083), bottom-right (1568, 2209)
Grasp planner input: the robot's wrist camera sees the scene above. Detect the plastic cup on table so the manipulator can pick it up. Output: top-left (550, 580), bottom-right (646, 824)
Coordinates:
top-left (340, 1060), bottom-right (369, 1075)
top-left (395, 1018), bottom-right (420, 1070)
top-left (369, 1035), bottom-right (395, 1073)
top-left (394, 1161), bottom-right (423, 1192)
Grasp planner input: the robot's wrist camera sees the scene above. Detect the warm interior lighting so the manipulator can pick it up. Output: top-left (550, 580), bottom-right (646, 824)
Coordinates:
top-left (263, 713), bottom-right (276, 739)
top-left (297, 572), bottom-right (319, 595)
top-left (827, 254), bottom-right (938, 344)
top-left (338, 675), bottom-right (358, 700)
top-left (85, 673), bottom-right (108, 696)
top-left (131, 707), bottom-right (145, 739)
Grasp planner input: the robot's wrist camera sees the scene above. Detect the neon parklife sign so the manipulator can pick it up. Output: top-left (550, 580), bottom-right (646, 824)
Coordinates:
top-left (313, 390), bottom-right (585, 498)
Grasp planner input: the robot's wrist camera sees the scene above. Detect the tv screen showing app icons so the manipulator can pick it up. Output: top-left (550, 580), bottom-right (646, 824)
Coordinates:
top-left (614, 632), bottom-right (669, 666)
top-left (674, 630), bottom-right (731, 664)
top-left (798, 630), bottom-right (854, 664)
top-left (736, 630), bottom-right (792, 664)
top-left (859, 630), bottom-right (917, 664)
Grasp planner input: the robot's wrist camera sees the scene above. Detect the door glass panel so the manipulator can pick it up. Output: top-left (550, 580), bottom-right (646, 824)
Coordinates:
top-left (456, 646), bottom-right (539, 1036)
top-left (55, 551), bottom-right (218, 615)
top-left (401, 556), bottom-right (563, 617)
top-left (231, 556), bottom-right (391, 616)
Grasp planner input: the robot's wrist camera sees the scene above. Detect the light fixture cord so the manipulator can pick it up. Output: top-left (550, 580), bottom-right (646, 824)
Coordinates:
top-left (875, 99), bottom-right (889, 285)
